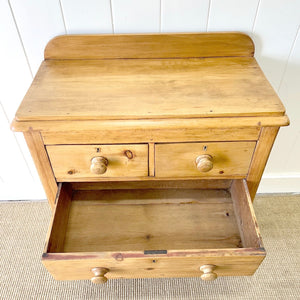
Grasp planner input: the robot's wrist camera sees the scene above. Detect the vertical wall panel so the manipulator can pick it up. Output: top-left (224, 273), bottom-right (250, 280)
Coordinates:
top-left (286, 134), bottom-right (300, 173)
top-left (60, 0), bottom-right (113, 34)
top-left (208, 0), bottom-right (259, 33)
top-left (9, 0), bottom-right (66, 75)
top-left (278, 29), bottom-right (300, 137)
top-left (0, 0), bottom-right (45, 200)
top-left (0, 105), bottom-right (46, 200)
top-left (161, 0), bottom-right (210, 32)
top-left (0, 1), bottom-right (32, 122)
top-left (264, 29), bottom-right (300, 175)
top-left (112, 0), bottom-right (160, 33)
top-left (252, 0), bottom-right (300, 180)
top-left (253, 0), bottom-right (300, 91)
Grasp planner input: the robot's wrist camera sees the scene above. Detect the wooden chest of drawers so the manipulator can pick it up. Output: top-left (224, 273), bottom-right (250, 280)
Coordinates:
top-left (11, 33), bottom-right (289, 283)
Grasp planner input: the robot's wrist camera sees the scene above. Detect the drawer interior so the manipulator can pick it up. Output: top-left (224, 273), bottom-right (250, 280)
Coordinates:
top-left (45, 179), bottom-right (263, 254)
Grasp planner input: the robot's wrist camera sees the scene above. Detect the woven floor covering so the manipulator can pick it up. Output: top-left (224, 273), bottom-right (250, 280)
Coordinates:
top-left (1, 194), bottom-right (300, 300)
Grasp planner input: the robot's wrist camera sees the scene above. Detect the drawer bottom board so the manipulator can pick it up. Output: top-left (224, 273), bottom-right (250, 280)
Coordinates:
top-left (65, 189), bottom-right (241, 252)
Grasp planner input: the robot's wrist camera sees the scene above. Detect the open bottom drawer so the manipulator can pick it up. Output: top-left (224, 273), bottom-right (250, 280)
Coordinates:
top-left (42, 179), bottom-right (265, 283)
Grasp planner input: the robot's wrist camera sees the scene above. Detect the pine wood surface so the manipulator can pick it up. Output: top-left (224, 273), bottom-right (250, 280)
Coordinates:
top-left (15, 57), bottom-right (286, 122)
top-left (11, 115), bottom-right (289, 134)
top-left (40, 127), bottom-right (260, 145)
top-left (42, 180), bottom-right (265, 280)
top-left (23, 130), bottom-right (57, 208)
top-left (155, 142), bottom-right (256, 178)
top-left (247, 127), bottom-right (279, 199)
top-left (46, 144), bottom-right (148, 180)
top-left (148, 143), bottom-right (155, 177)
top-left (231, 180), bottom-right (263, 248)
top-left (63, 192), bottom-right (241, 252)
top-left (54, 175), bottom-right (245, 183)
top-left (44, 183), bottom-right (72, 253)
top-left (42, 254), bottom-right (265, 280)
top-left (44, 32), bottom-right (254, 60)
top-left (70, 179), bottom-right (233, 191)
top-left (9, 33), bottom-right (287, 281)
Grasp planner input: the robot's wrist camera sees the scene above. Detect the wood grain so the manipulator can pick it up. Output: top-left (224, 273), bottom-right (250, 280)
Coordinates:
top-left (44, 183), bottom-right (73, 253)
top-left (71, 188), bottom-right (233, 204)
top-left (55, 175), bottom-right (244, 183)
top-left (8, 33), bottom-right (286, 282)
top-left (44, 33), bottom-right (254, 60)
top-left (42, 181), bottom-right (265, 280)
top-left (11, 116), bottom-right (289, 134)
top-left (42, 252), bottom-right (266, 280)
top-left (247, 127), bottom-right (279, 200)
top-left (40, 125), bottom-right (261, 145)
top-left (70, 179), bottom-right (232, 191)
top-left (231, 180), bottom-right (264, 248)
top-left (148, 143), bottom-right (155, 176)
top-left (63, 190), bottom-right (241, 252)
top-left (46, 144), bottom-right (148, 180)
top-left (155, 142), bottom-right (256, 178)
top-left (23, 130), bottom-right (57, 208)
top-left (15, 57), bottom-right (286, 122)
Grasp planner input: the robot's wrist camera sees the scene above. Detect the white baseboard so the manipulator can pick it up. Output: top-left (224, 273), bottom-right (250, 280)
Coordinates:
top-left (258, 174), bottom-right (300, 194)
top-left (0, 181), bottom-right (46, 201)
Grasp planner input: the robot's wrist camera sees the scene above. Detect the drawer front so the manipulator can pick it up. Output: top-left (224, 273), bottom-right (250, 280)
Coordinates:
top-left (43, 252), bottom-right (265, 281)
top-left (42, 180), bottom-right (265, 282)
top-left (155, 142), bottom-right (256, 178)
top-left (47, 144), bottom-right (148, 180)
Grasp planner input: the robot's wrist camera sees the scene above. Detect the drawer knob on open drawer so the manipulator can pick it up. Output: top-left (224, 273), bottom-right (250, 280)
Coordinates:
top-left (90, 156), bottom-right (109, 175)
top-left (200, 264), bottom-right (217, 281)
top-left (196, 154), bottom-right (213, 172)
top-left (91, 267), bottom-right (109, 284)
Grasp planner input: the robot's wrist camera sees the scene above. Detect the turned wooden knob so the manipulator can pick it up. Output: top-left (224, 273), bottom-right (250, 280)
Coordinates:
top-left (90, 156), bottom-right (108, 175)
top-left (196, 154), bottom-right (213, 172)
top-left (200, 264), bottom-right (217, 281)
top-left (91, 267), bottom-right (109, 284)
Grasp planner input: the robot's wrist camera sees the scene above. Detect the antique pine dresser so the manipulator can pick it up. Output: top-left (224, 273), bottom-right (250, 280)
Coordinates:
top-left (11, 33), bottom-right (289, 284)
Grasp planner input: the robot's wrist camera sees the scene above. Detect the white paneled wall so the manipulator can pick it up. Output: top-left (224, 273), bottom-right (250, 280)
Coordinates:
top-left (61, 0), bottom-right (113, 34)
top-left (207, 0), bottom-right (260, 33)
top-left (9, 0), bottom-right (66, 74)
top-left (161, 0), bottom-right (210, 32)
top-left (0, 0), bottom-right (45, 200)
top-left (112, 0), bottom-right (160, 33)
top-left (252, 0), bottom-right (300, 90)
top-left (1, 0), bottom-right (299, 200)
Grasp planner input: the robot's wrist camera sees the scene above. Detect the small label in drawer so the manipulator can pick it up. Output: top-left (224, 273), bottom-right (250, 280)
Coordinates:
top-left (144, 250), bottom-right (167, 255)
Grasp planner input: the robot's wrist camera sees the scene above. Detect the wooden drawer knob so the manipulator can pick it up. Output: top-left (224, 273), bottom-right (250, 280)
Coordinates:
top-left (196, 154), bottom-right (213, 172)
top-left (91, 267), bottom-right (109, 284)
top-left (90, 156), bottom-right (108, 175)
top-left (200, 264), bottom-right (217, 281)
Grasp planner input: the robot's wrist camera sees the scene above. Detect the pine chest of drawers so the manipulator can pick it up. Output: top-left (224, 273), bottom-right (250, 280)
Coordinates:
top-left (11, 33), bottom-right (289, 283)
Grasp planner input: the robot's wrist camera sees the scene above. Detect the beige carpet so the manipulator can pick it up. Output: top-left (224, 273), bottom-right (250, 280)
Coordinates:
top-left (1, 194), bottom-right (299, 300)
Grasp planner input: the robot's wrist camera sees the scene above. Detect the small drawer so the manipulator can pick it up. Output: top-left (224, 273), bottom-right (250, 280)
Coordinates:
top-left (155, 142), bottom-right (256, 178)
top-left (42, 180), bottom-right (265, 282)
top-left (46, 144), bottom-right (148, 181)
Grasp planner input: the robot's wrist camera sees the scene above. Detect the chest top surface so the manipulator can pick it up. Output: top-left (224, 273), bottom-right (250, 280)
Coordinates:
top-left (14, 33), bottom-right (286, 124)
